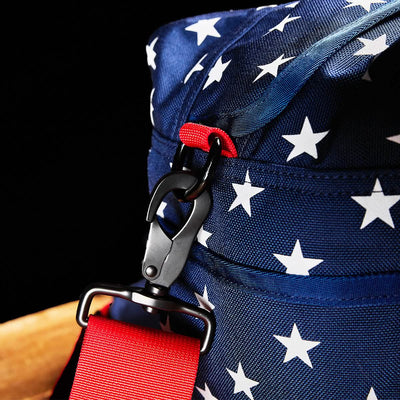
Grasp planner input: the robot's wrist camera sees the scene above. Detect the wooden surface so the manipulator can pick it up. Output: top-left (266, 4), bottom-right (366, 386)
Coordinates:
top-left (0, 296), bottom-right (112, 400)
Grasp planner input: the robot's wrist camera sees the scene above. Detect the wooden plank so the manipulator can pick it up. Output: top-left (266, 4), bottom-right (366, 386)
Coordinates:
top-left (0, 296), bottom-right (112, 400)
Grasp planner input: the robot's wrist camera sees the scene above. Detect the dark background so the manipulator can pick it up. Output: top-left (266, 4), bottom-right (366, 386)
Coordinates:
top-left (5, 1), bottom-right (277, 322)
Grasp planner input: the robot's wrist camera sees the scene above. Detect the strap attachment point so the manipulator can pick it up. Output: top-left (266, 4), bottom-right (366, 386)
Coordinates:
top-left (172, 136), bottom-right (222, 201)
top-left (76, 283), bottom-right (216, 355)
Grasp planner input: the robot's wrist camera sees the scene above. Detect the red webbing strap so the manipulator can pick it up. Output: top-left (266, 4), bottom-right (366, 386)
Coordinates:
top-left (179, 122), bottom-right (238, 158)
top-left (69, 315), bottom-right (200, 400)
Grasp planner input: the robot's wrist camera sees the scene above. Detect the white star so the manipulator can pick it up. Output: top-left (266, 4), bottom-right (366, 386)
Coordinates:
top-left (265, 13), bottom-right (301, 34)
top-left (195, 285), bottom-right (215, 311)
top-left (227, 362), bottom-right (259, 400)
top-left (387, 134), bottom-right (400, 144)
top-left (228, 170), bottom-right (265, 217)
top-left (282, 116), bottom-right (329, 162)
top-left (253, 54), bottom-right (295, 82)
top-left (196, 383), bottom-right (219, 400)
top-left (367, 387), bottom-right (379, 400)
top-left (274, 323), bottom-right (320, 368)
top-left (156, 201), bottom-right (167, 218)
top-left (273, 240), bottom-right (323, 275)
top-left (185, 17), bottom-right (221, 46)
top-left (257, 2), bottom-right (298, 11)
top-left (351, 178), bottom-right (400, 229)
top-left (354, 34), bottom-right (389, 56)
top-left (169, 162), bottom-right (191, 171)
top-left (146, 37), bottom-right (158, 70)
top-left (197, 225), bottom-right (212, 247)
top-left (149, 88), bottom-right (155, 126)
top-left (256, 5), bottom-right (278, 9)
top-left (286, 1), bottom-right (300, 7)
top-left (184, 53), bottom-right (208, 84)
top-left (345, 0), bottom-right (386, 12)
top-left (203, 56), bottom-right (231, 89)
top-left (160, 314), bottom-right (172, 333)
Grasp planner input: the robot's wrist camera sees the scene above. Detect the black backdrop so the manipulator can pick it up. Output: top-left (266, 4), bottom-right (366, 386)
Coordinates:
top-left (6, 1), bottom-right (278, 322)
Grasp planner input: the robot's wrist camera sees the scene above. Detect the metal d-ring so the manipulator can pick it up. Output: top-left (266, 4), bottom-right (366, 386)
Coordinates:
top-left (172, 135), bottom-right (222, 201)
top-left (76, 283), bottom-right (216, 355)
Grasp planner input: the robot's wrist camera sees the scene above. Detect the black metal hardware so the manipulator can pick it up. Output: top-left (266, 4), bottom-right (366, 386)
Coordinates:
top-left (76, 138), bottom-right (221, 355)
top-left (76, 283), bottom-right (215, 355)
top-left (172, 136), bottom-right (222, 201)
top-left (141, 171), bottom-right (211, 289)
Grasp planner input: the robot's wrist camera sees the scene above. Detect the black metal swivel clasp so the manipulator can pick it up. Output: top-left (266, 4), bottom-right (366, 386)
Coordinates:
top-left (141, 171), bottom-right (211, 288)
top-left (142, 134), bottom-right (221, 291)
top-left (76, 137), bottom-right (221, 355)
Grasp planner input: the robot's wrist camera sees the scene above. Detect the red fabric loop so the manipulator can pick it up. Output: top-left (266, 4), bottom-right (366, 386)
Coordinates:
top-left (179, 122), bottom-right (238, 158)
top-left (69, 315), bottom-right (200, 400)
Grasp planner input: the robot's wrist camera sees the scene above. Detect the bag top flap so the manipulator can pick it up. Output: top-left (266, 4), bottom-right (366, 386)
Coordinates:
top-left (147, 0), bottom-right (400, 169)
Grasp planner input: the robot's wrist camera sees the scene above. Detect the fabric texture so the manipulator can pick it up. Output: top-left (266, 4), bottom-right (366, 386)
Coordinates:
top-left (68, 315), bottom-right (200, 400)
top-left (111, 1), bottom-right (399, 399)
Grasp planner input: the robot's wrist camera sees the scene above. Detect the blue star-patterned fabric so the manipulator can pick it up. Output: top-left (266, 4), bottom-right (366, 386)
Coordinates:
top-left (112, 1), bottom-right (400, 399)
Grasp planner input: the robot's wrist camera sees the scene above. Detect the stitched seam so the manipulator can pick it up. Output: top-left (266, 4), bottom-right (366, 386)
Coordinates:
top-left (214, 179), bottom-right (398, 197)
top-left (215, 158), bottom-right (400, 180)
top-left (150, 134), bottom-right (400, 180)
top-left (149, 139), bottom-right (400, 196)
top-left (185, 253), bottom-right (400, 303)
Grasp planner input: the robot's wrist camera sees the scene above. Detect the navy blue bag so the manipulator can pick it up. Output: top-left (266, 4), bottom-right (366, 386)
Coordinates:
top-left (66, 1), bottom-right (400, 399)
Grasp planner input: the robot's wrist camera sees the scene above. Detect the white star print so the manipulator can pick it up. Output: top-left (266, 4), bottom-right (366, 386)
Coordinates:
top-left (195, 285), bottom-right (215, 311)
top-left (227, 362), bottom-right (259, 400)
top-left (184, 53), bottom-right (208, 84)
top-left (196, 383), bottom-right (219, 400)
top-left (282, 116), bottom-right (329, 162)
top-left (156, 201), bottom-right (167, 218)
top-left (387, 134), bottom-right (400, 144)
top-left (351, 178), bottom-right (400, 229)
top-left (149, 88), bottom-right (155, 126)
top-left (196, 383), bottom-right (218, 400)
top-left (160, 314), bottom-right (172, 333)
top-left (354, 34), bottom-right (389, 56)
top-left (228, 170), bottom-right (265, 217)
top-left (345, 0), bottom-right (386, 12)
top-left (253, 54), bottom-right (295, 82)
top-left (146, 37), bottom-right (158, 70)
top-left (286, 1), bottom-right (300, 7)
top-left (274, 323), bottom-right (320, 368)
top-left (197, 225), bottom-right (212, 247)
top-left (265, 13), bottom-right (301, 35)
top-left (185, 17), bottom-right (221, 46)
top-left (257, 2), bottom-right (298, 10)
top-left (256, 5), bottom-right (278, 9)
top-left (367, 387), bottom-right (379, 400)
top-left (168, 162), bottom-right (191, 171)
top-left (203, 56), bottom-right (231, 89)
top-left (273, 240), bottom-right (323, 275)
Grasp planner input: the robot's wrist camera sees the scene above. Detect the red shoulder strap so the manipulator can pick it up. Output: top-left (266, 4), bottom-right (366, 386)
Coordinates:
top-left (69, 315), bottom-right (200, 400)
